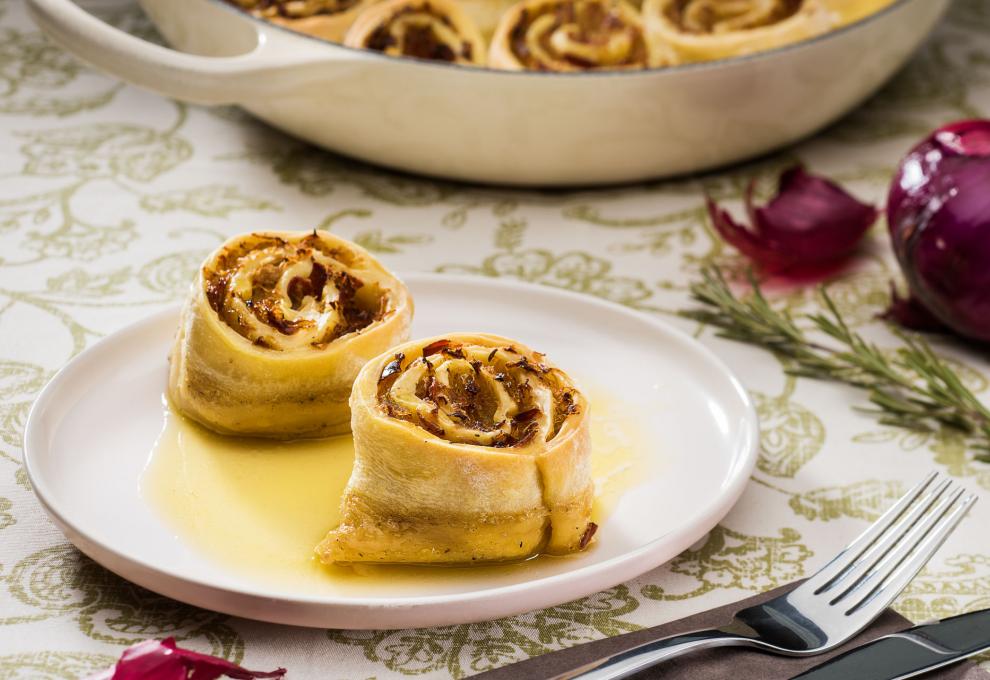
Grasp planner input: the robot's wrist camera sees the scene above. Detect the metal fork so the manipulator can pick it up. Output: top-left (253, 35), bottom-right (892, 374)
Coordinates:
top-left (473, 472), bottom-right (976, 680)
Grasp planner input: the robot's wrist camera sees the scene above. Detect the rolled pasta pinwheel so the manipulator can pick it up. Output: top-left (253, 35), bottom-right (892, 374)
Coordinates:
top-left (488, 0), bottom-right (664, 72)
top-left (225, 0), bottom-right (380, 42)
top-left (821, 0), bottom-right (893, 24)
top-left (641, 0), bottom-right (835, 63)
top-left (456, 0), bottom-right (520, 38)
top-left (344, 0), bottom-right (487, 65)
top-left (319, 334), bottom-right (595, 564)
top-left (168, 231), bottom-right (412, 439)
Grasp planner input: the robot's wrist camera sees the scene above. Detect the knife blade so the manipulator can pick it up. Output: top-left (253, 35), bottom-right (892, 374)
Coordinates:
top-left (791, 608), bottom-right (990, 680)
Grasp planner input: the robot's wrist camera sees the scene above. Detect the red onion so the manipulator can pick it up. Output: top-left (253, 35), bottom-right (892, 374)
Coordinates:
top-left (887, 120), bottom-right (990, 342)
top-left (87, 638), bottom-right (285, 680)
top-left (881, 283), bottom-right (947, 332)
top-left (707, 166), bottom-right (878, 274)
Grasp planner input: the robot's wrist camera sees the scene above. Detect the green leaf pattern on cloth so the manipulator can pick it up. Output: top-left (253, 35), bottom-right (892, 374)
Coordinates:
top-left (330, 587), bottom-right (640, 678)
top-left (788, 480), bottom-right (907, 522)
top-left (0, 497), bottom-right (12, 531)
top-left (641, 526), bottom-right (814, 601)
top-left (139, 185), bottom-right (280, 217)
top-left (0, 652), bottom-right (117, 680)
top-left (752, 388), bottom-right (826, 479)
top-left (0, 0), bottom-right (989, 676)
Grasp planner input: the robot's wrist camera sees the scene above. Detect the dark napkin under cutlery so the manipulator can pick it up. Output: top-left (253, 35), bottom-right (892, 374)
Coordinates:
top-left (469, 583), bottom-right (989, 679)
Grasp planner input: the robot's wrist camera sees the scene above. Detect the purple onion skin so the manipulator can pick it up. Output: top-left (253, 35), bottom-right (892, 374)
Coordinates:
top-left (708, 166), bottom-right (877, 276)
top-left (888, 120), bottom-right (990, 342)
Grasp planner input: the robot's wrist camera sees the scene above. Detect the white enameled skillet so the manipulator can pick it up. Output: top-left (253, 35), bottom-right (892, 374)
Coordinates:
top-left (27, 0), bottom-right (949, 185)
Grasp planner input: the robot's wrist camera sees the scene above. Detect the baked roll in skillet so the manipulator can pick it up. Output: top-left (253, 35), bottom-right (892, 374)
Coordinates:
top-left (641, 0), bottom-right (834, 63)
top-left (489, 0), bottom-right (668, 71)
top-left (344, 0), bottom-right (487, 65)
top-left (226, 0), bottom-right (382, 42)
top-left (457, 0), bottom-right (522, 38)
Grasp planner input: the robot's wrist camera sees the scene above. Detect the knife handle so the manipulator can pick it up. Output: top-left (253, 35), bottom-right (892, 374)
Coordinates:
top-left (913, 608), bottom-right (990, 654)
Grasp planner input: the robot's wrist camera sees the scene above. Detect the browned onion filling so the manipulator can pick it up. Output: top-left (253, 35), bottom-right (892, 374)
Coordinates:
top-left (364, 7), bottom-right (476, 62)
top-left (509, 1), bottom-right (648, 70)
top-left (665, 0), bottom-right (801, 33)
top-left (377, 340), bottom-right (580, 447)
top-left (203, 234), bottom-right (385, 350)
top-left (228, 0), bottom-right (361, 19)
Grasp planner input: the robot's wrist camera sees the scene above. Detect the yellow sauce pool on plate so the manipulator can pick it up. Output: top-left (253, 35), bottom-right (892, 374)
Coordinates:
top-left (141, 384), bottom-right (654, 594)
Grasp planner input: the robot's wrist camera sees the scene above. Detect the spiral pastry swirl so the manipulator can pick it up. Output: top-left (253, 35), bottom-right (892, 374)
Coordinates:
top-left (642, 0), bottom-right (834, 63)
top-left (225, 0), bottom-right (382, 41)
top-left (319, 333), bottom-right (595, 564)
top-left (820, 0), bottom-right (894, 24)
top-left (675, 0), bottom-right (801, 32)
top-left (489, 0), bottom-right (664, 71)
top-left (457, 0), bottom-right (521, 38)
top-left (168, 231), bottom-right (412, 438)
top-left (344, 0), bottom-right (487, 65)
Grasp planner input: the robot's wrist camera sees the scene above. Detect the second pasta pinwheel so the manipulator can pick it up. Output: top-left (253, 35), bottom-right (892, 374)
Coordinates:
top-left (456, 0), bottom-right (521, 38)
top-left (344, 0), bottom-right (487, 65)
top-left (319, 333), bottom-right (595, 564)
top-left (225, 0), bottom-right (381, 42)
top-left (641, 0), bottom-right (835, 63)
top-left (489, 0), bottom-right (666, 71)
top-left (168, 231), bottom-right (413, 439)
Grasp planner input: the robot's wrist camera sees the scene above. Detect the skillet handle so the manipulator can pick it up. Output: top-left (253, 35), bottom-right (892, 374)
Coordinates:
top-left (25, 0), bottom-right (360, 106)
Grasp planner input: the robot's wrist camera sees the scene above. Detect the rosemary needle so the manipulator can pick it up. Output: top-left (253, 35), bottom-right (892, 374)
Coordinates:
top-left (681, 267), bottom-right (990, 463)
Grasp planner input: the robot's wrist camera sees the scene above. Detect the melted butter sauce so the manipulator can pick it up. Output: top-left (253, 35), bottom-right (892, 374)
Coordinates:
top-left (141, 384), bottom-right (655, 595)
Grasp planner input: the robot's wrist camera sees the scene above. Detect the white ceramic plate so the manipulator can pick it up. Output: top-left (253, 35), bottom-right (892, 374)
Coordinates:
top-left (24, 274), bottom-right (758, 629)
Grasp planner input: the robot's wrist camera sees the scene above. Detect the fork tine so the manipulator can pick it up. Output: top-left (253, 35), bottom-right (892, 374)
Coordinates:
top-left (805, 471), bottom-right (938, 592)
top-left (828, 484), bottom-right (962, 605)
top-left (818, 478), bottom-right (952, 599)
top-left (843, 492), bottom-right (977, 618)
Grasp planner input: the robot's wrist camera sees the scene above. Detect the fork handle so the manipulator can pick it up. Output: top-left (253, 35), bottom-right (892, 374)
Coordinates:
top-left (556, 629), bottom-right (753, 680)
top-left (470, 627), bottom-right (751, 680)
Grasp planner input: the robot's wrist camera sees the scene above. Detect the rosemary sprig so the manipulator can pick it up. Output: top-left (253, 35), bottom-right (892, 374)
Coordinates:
top-left (682, 267), bottom-right (990, 462)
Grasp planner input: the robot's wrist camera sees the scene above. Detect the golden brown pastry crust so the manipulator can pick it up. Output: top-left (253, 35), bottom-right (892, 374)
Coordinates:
top-left (820, 0), bottom-right (893, 24)
top-left (226, 0), bottom-right (381, 42)
top-left (641, 0), bottom-right (835, 63)
top-left (457, 0), bottom-right (522, 38)
top-left (168, 230), bottom-right (412, 439)
top-left (489, 0), bottom-right (667, 71)
top-left (318, 333), bottom-right (595, 564)
top-left (344, 0), bottom-right (487, 65)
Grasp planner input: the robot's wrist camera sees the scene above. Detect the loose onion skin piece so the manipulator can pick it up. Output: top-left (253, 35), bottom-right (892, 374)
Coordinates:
top-left (86, 637), bottom-right (285, 680)
top-left (707, 165), bottom-right (878, 275)
top-left (887, 120), bottom-right (990, 343)
top-left (318, 333), bottom-right (595, 565)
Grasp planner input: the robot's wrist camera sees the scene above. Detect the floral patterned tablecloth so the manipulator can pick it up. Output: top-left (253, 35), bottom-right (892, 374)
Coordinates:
top-left (2, 0), bottom-right (990, 677)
